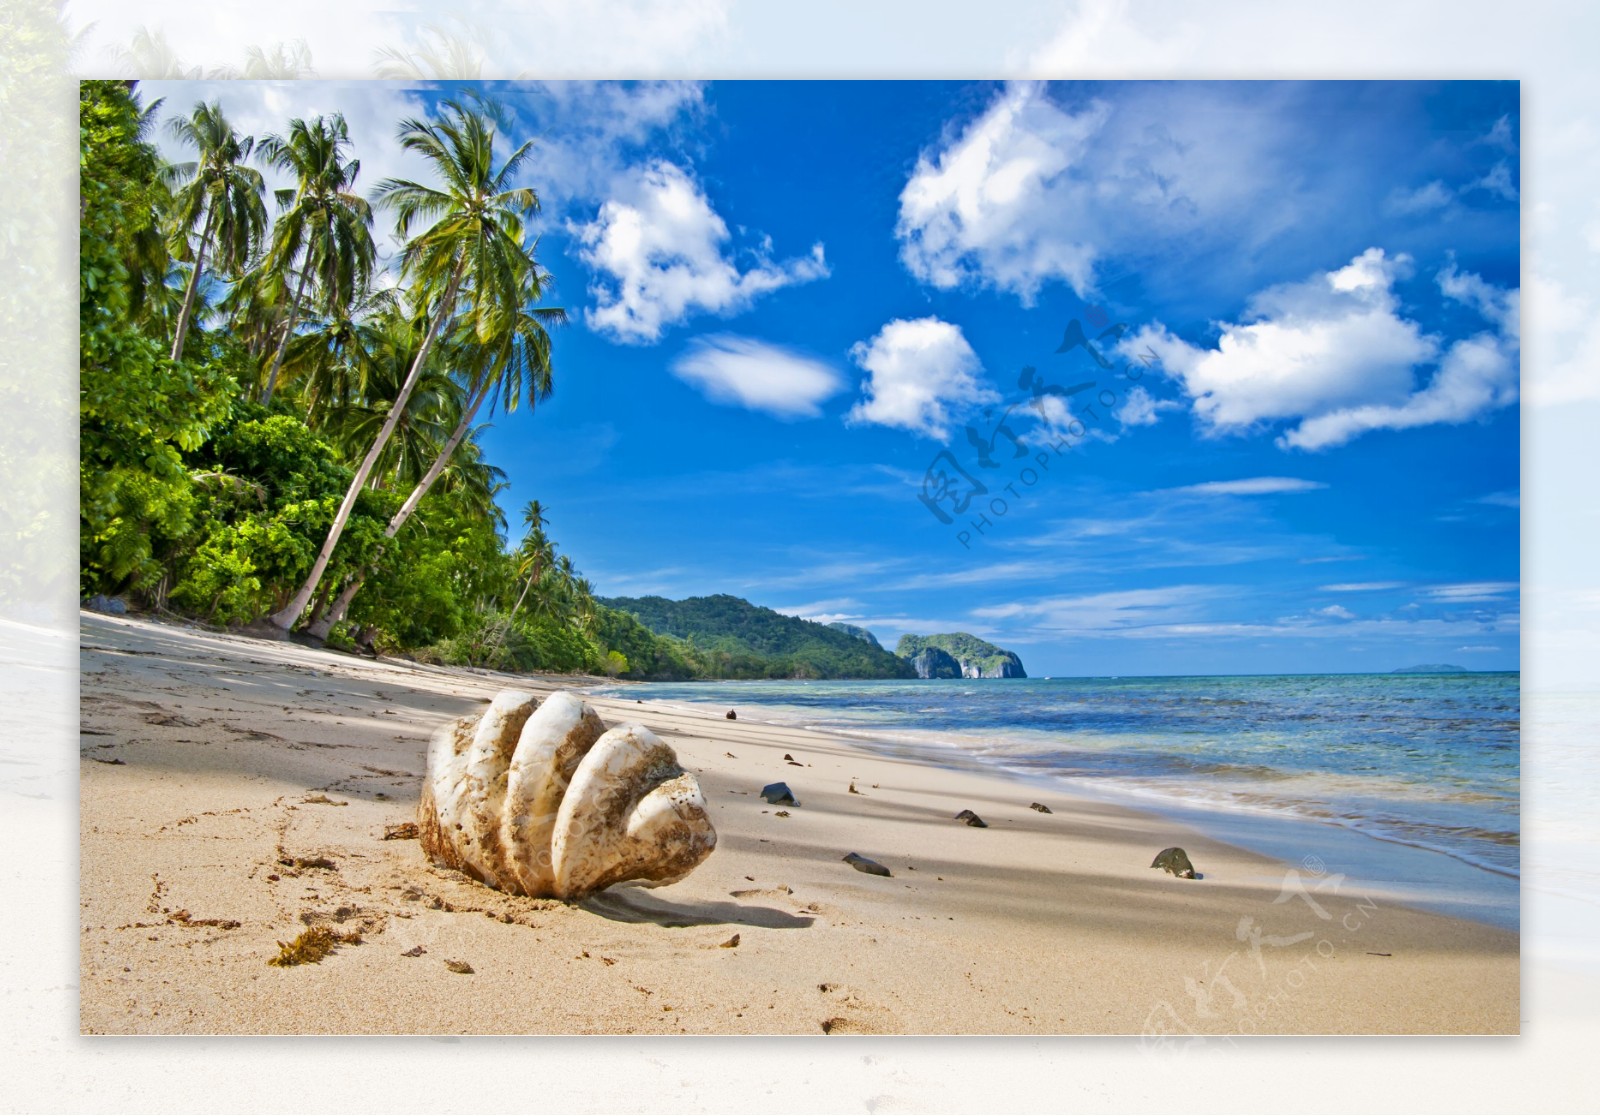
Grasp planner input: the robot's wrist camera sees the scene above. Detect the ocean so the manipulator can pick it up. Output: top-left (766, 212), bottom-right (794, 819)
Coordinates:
top-left (588, 672), bottom-right (1521, 929)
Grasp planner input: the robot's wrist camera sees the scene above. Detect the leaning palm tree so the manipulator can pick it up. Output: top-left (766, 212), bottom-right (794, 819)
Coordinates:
top-left (165, 101), bottom-right (268, 361)
top-left (304, 289), bottom-right (562, 639)
top-left (386, 275), bottom-right (561, 526)
top-left (256, 114), bottom-right (376, 405)
top-left (266, 94), bottom-right (541, 634)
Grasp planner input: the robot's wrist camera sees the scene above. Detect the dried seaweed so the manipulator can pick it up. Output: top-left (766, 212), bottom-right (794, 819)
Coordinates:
top-left (267, 925), bottom-right (363, 967)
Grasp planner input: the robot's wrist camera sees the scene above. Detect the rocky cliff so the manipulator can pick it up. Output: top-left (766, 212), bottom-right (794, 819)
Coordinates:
top-left (895, 633), bottom-right (1026, 679)
top-left (827, 621), bottom-right (884, 650)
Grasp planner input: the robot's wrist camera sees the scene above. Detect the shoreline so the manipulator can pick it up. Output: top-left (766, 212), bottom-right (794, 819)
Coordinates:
top-left (583, 681), bottom-right (1521, 931)
top-left (79, 611), bottom-right (1519, 1034)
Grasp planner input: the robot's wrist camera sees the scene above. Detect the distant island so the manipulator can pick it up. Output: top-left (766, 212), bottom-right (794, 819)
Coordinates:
top-left (1392, 664), bottom-right (1472, 674)
top-left (896, 633), bottom-right (1027, 679)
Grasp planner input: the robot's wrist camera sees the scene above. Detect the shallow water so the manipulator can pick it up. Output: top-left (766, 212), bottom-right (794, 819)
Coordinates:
top-left (591, 672), bottom-right (1521, 927)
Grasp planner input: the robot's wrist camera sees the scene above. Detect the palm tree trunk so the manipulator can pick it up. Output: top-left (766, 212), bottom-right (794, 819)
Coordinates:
top-left (261, 266), bottom-right (312, 406)
top-left (305, 573), bottom-right (366, 641)
top-left (508, 570), bottom-right (537, 623)
top-left (388, 379), bottom-right (491, 529)
top-left (170, 213), bottom-right (216, 362)
top-left (304, 377), bottom-right (492, 640)
top-left (265, 255), bottom-right (468, 634)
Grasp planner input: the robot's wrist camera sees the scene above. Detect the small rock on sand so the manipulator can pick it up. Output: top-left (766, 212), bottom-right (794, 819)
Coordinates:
top-left (720, 933), bottom-right (740, 948)
top-left (1030, 802), bottom-right (1052, 814)
top-left (726, 710), bottom-right (737, 720)
top-left (843, 852), bottom-right (892, 877)
top-left (760, 782), bottom-right (798, 806)
top-left (955, 809), bottom-right (988, 828)
top-left (445, 959), bottom-right (474, 974)
top-left (1151, 846), bottom-right (1197, 879)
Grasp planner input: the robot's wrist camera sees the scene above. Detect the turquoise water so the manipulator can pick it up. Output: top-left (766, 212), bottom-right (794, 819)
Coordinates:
top-left (590, 673), bottom-right (1520, 918)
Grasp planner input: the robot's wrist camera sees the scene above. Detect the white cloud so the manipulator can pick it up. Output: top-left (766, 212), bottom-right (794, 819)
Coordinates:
top-left (499, 82), bottom-right (706, 210)
top-left (574, 160), bottom-right (828, 344)
top-left (846, 318), bottom-right (994, 440)
top-left (772, 598), bottom-right (863, 621)
top-left (1313, 605), bottom-right (1356, 620)
top-left (1426, 581), bottom-right (1519, 603)
top-left (973, 585), bottom-right (1217, 633)
top-left (1115, 385), bottom-right (1179, 428)
top-left (1167, 477), bottom-right (1327, 497)
top-left (1321, 581), bottom-right (1408, 592)
top-left (896, 80), bottom-right (1321, 304)
top-left (1384, 180), bottom-right (1453, 216)
top-left (1477, 490), bottom-right (1520, 508)
top-left (1124, 248), bottom-right (1520, 451)
top-left (669, 335), bottom-right (843, 418)
top-left (1471, 161), bottom-right (1520, 201)
top-left (897, 81), bottom-right (1108, 302)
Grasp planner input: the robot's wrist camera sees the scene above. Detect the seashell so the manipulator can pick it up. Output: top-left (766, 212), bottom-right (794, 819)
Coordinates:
top-left (418, 690), bottom-right (716, 899)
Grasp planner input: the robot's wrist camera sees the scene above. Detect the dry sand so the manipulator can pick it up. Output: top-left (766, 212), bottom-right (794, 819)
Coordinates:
top-left (78, 611), bottom-right (1518, 1035)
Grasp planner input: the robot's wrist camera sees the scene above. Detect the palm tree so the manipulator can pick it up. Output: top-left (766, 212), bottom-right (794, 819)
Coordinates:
top-left (385, 276), bottom-right (561, 525)
top-left (266, 94), bottom-right (542, 633)
top-left (304, 290), bottom-right (561, 638)
top-left (115, 26), bottom-right (200, 79)
top-left (256, 114), bottom-right (375, 405)
top-left (165, 101), bottom-right (267, 361)
top-left (279, 285), bottom-right (401, 424)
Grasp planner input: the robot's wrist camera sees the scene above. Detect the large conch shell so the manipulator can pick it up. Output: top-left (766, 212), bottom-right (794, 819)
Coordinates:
top-left (417, 690), bottom-right (717, 899)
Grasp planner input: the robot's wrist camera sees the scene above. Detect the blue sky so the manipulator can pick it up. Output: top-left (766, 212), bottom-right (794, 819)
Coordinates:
top-left (144, 79), bottom-right (1521, 676)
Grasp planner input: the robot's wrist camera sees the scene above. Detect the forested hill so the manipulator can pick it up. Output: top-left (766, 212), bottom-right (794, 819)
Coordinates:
top-left (601, 595), bottom-right (916, 680)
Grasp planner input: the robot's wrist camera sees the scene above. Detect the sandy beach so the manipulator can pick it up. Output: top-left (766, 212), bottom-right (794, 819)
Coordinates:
top-left (78, 611), bottom-right (1518, 1035)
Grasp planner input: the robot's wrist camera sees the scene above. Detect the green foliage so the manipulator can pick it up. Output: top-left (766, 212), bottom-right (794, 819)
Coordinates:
top-left (75, 83), bottom-right (717, 682)
top-left (79, 82), bottom-right (238, 598)
top-left (164, 412), bottom-right (384, 623)
top-left (602, 594), bottom-right (918, 680)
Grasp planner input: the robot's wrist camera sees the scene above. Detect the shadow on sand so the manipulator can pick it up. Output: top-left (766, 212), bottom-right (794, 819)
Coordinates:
top-left (579, 887), bottom-right (813, 930)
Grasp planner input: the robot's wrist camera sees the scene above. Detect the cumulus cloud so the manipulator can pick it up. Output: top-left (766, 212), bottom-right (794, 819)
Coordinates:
top-left (670, 335), bottom-right (843, 418)
top-left (1313, 604), bottom-right (1356, 620)
top-left (574, 161), bottom-right (828, 344)
top-left (895, 81), bottom-right (1324, 305)
top-left (897, 81), bottom-right (1108, 302)
top-left (1168, 477), bottom-right (1328, 497)
top-left (1124, 248), bottom-right (1520, 451)
top-left (846, 317), bottom-right (995, 440)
